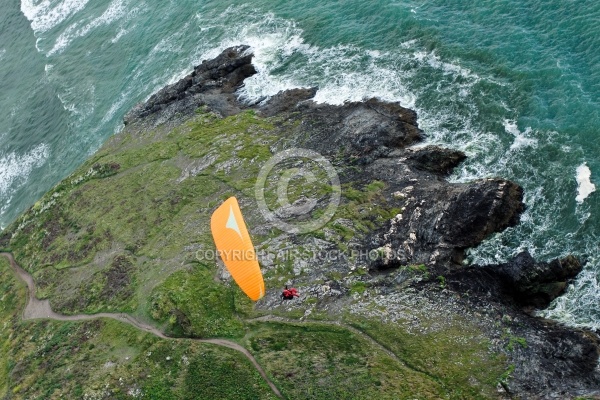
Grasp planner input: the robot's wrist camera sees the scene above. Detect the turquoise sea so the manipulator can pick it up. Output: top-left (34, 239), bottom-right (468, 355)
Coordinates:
top-left (1, 0), bottom-right (599, 328)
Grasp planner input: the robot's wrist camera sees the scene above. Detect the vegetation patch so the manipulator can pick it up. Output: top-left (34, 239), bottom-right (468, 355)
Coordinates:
top-left (101, 255), bottom-right (135, 302)
top-left (0, 258), bottom-right (276, 399)
top-left (150, 266), bottom-right (252, 338)
top-left (246, 321), bottom-right (459, 399)
top-left (1, 110), bottom-right (284, 317)
top-left (329, 180), bottom-right (402, 241)
top-left (345, 317), bottom-right (507, 399)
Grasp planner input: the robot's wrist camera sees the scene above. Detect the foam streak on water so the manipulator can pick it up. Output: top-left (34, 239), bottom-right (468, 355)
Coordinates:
top-left (21, 0), bottom-right (91, 33)
top-left (0, 144), bottom-right (49, 227)
top-left (47, 0), bottom-right (129, 56)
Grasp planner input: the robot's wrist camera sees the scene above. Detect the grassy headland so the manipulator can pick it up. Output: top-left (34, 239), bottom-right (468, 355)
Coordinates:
top-left (0, 107), bottom-right (508, 399)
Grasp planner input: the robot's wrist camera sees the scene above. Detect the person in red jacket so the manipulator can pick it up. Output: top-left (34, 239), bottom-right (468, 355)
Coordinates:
top-left (281, 285), bottom-right (299, 300)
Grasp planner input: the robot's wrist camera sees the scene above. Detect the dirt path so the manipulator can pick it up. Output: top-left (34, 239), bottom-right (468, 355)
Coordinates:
top-left (0, 252), bottom-right (283, 399)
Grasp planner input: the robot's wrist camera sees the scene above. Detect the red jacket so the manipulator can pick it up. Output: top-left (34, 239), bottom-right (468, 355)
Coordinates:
top-left (282, 288), bottom-right (299, 299)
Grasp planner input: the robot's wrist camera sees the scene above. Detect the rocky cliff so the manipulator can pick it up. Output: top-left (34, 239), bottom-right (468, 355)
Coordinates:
top-left (1, 46), bottom-right (599, 399)
top-left (123, 46), bottom-right (600, 397)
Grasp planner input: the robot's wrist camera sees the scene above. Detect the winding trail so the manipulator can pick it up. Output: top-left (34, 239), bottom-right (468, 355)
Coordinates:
top-left (0, 252), bottom-right (283, 399)
top-left (1, 252), bottom-right (429, 396)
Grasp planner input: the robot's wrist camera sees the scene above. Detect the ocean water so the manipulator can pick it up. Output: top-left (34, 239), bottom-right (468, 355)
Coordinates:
top-left (1, 0), bottom-right (599, 328)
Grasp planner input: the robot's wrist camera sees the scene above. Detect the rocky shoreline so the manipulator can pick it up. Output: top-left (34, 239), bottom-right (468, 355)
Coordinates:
top-left (1, 45), bottom-right (598, 398)
top-left (122, 46), bottom-right (600, 398)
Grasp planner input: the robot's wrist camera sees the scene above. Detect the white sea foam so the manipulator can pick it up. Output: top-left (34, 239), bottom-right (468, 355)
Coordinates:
top-left (0, 144), bottom-right (49, 198)
top-left (21, 0), bottom-right (90, 33)
top-left (0, 143), bottom-right (50, 231)
top-left (127, 4), bottom-right (487, 121)
top-left (54, 82), bottom-right (96, 121)
top-left (110, 25), bottom-right (133, 44)
top-left (187, 6), bottom-right (505, 187)
top-left (221, 25), bottom-right (412, 106)
top-left (47, 0), bottom-right (129, 56)
top-left (197, 12), bottom-right (309, 103)
top-left (0, 49), bottom-right (5, 61)
top-left (575, 163), bottom-right (595, 203)
top-left (539, 266), bottom-right (600, 330)
top-left (415, 50), bottom-right (479, 81)
top-left (503, 119), bottom-right (538, 151)
top-left (100, 92), bottom-right (128, 127)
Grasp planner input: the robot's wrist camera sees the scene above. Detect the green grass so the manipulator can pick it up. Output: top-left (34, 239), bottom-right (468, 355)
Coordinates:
top-left (350, 281), bottom-right (367, 294)
top-left (326, 180), bottom-right (402, 241)
top-left (506, 335), bottom-right (528, 351)
top-left (150, 266), bottom-right (253, 338)
top-left (2, 110), bottom-right (399, 321)
top-left (0, 107), bottom-right (513, 398)
top-left (2, 110), bottom-right (282, 318)
top-left (345, 317), bottom-right (507, 399)
top-left (245, 321), bottom-right (450, 399)
top-left (0, 258), bottom-right (277, 399)
top-left (0, 257), bottom-right (26, 399)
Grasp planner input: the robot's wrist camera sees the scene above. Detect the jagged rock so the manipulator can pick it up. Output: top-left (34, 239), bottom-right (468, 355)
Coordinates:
top-left (406, 145), bottom-right (467, 176)
top-left (258, 87), bottom-right (318, 116)
top-left (444, 253), bottom-right (598, 397)
top-left (448, 252), bottom-right (583, 308)
top-left (292, 97), bottom-right (424, 164)
top-left (365, 174), bottom-right (524, 271)
top-left (440, 178), bottom-right (524, 249)
top-left (124, 45), bottom-right (256, 126)
top-left (485, 252), bottom-right (582, 308)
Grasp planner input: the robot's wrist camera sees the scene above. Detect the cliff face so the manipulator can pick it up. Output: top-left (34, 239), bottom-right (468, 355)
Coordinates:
top-left (1, 46), bottom-right (599, 399)
top-left (123, 45), bottom-right (526, 273)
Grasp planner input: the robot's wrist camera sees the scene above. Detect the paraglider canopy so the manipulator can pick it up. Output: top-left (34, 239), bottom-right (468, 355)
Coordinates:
top-left (210, 197), bottom-right (265, 301)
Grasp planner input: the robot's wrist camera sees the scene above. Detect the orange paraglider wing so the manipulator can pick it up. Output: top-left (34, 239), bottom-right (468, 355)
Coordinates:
top-left (210, 197), bottom-right (265, 301)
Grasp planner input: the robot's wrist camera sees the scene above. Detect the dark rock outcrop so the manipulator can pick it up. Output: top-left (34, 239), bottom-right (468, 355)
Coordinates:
top-left (444, 253), bottom-right (598, 398)
top-left (289, 98), bottom-right (424, 164)
top-left (486, 252), bottom-right (583, 308)
top-left (447, 252), bottom-right (583, 309)
top-left (258, 87), bottom-right (318, 117)
top-left (440, 179), bottom-right (524, 248)
top-left (365, 174), bottom-right (524, 271)
top-left (406, 145), bottom-right (467, 176)
top-left (124, 45), bottom-right (256, 126)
